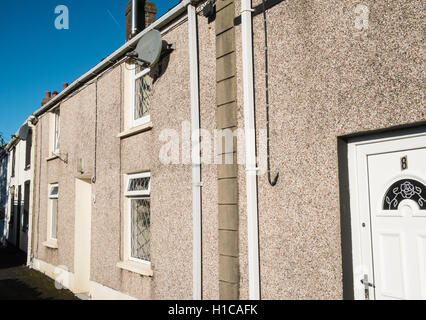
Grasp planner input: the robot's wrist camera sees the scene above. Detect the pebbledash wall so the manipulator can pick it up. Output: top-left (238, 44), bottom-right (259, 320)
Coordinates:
top-left (31, 2), bottom-right (219, 300)
top-left (242, 0), bottom-right (425, 299)
top-left (27, 0), bottom-right (424, 300)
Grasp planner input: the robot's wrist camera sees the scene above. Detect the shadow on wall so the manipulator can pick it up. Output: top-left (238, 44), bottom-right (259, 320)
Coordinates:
top-left (0, 156), bottom-right (7, 205)
top-left (0, 154), bottom-right (7, 240)
top-left (5, 200), bottom-right (25, 245)
top-left (150, 40), bottom-right (172, 84)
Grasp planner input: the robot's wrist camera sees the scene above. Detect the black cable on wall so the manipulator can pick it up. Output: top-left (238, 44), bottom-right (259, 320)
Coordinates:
top-left (262, 0), bottom-right (279, 187)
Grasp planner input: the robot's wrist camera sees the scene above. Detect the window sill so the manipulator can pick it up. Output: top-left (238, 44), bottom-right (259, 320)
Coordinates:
top-left (42, 239), bottom-right (58, 249)
top-left (46, 154), bottom-right (60, 162)
top-left (117, 260), bottom-right (153, 277)
top-left (117, 122), bottom-right (153, 139)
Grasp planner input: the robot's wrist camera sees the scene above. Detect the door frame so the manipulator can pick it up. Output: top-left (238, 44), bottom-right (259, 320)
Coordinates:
top-left (345, 129), bottom-right (426, 299)
top-left (73, 178), bottom-right (92, 294)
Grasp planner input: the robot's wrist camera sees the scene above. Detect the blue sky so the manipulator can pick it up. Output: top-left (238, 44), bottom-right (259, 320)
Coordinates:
top-left (0, 0), bottom-right (177, 142)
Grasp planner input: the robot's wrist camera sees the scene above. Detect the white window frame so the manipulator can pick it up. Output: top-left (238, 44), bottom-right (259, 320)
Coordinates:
top-left (48, 184), bottom-right (59, 241)
top-left (53, 110), bottom-right (60, 154)
top-left (131, 66), bottom-right (151, 128)
top-left (125, 172), bottom-right (151, 264)
top-left (125, 172), bottom-right (151, 197)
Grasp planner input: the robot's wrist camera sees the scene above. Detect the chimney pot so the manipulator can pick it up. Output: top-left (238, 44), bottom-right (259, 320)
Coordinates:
top-left (41, 91), bottom-right (52, 106)
top-left (52, 91), bottom-right (58, 97)
top-left (125, 1), bottom-right (157, 42)
top-left (63, 83), bottom-right (69, 90)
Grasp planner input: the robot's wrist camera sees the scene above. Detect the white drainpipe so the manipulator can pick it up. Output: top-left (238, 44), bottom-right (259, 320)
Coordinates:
top-left (241, 0), bottom-right (261, 300)
top-left (188, 3), bottom-right (202, 300)
top-left (27, 116), bottom-right (38, 267)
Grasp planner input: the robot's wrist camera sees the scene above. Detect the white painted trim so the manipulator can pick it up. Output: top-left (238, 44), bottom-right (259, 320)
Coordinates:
top-left (117, 121), bottom-right (153, 139)
top-left (27, 121), bottom-right (37, 266)
top-left (33, 258), bottom-right (75, 292)
top-left (347, 131), bottom-right (426, 300)
top-left (135, 67), bottom-right (150, 79)
top-left (130, 65), bottom-right (151, 128)
top-left (42, 239), bottom-right (58, 249)
top-left (33, 0), bottom-right (192, 118)
top-left (242, 0), bottom-right (260, 300)
top-left (33, 258), bottom-right (137, 300)
top-left (125, 172), bottom-right (151, 197)
top-left (188, 4), bottom-right (202, 301)
top-left (53, 110), bottom-right (60, 154)
top-left (47, 183), bottom-right (58, 241)
top-left (89, 281), bottom-right (137, 300)
top-left (123, 173), bottom-right (151, 266)
top-left (116, 260), bottom-right (153, 277)
top-left (73, 178), bottom-right (92, 294)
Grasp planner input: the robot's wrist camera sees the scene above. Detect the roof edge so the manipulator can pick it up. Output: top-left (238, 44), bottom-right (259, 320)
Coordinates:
top-left (33, 0), bottom-right (192, 118)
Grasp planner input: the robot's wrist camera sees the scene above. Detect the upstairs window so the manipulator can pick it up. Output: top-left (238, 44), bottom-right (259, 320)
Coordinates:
top-left (125, 172), bottom-right (151, 262)
top-left (11, 147), bottom-right (16, 178)
top-left (25, 128), bottom-right (32, 169)
top-left (53, 110), bottom-right (60, 154)
top-left (132, 66), bottom-right (152, 127)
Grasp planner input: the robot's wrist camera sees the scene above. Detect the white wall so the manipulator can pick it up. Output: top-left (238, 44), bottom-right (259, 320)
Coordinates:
top-left (5, 137), bottom-right (33, 252)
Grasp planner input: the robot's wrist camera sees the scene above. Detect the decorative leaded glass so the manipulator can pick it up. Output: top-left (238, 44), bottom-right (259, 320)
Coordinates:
top-left (128, 177), bottom-right (150, 193)
top-left (131, 199), bottom-right (151, 261)
top-left (383, 179), bottom-right (426, 210)
top-left (134, 73), bottom-right (152, 121)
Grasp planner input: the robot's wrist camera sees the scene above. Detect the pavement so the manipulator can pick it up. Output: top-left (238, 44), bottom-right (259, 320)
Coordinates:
top-left (0, 245), bottom-right (78, 300)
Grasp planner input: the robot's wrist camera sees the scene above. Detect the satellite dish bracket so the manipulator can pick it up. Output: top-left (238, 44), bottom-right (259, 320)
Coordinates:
top-left (127, 29), bottom-right (163, 69)
top-left (125, 52), bottom-right (149, 67)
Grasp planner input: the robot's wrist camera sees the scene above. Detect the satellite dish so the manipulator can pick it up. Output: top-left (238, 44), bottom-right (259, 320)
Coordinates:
top-left (18, 124), bottom-right (29, 141)
top-left (132, 29), bottom-right (162, 68)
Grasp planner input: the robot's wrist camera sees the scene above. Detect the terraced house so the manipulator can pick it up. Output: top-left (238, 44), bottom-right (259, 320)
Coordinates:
top-left (2, 0), bottom-right (425, 300)
top-left (0, 145), bottom-right (8, 241)
top-left (2, 118), bottom-right (36, 255)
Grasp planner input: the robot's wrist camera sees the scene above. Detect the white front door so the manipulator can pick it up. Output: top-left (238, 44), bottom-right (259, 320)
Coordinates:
top-left (348, 132), bottom-right (426, 300)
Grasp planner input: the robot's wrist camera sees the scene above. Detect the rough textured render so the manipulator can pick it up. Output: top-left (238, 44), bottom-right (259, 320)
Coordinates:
top-left (233, 0), bottom-right (425, 299)
top-left (32, 17), bottom-right (200, 299)
top-left (34, 82), bottom-right (97, 273)
top-left (198, 13), bottom-right (220, 300)
top-left (120, 21), bottom-right (194, 299)
top-left (29, 0), bottom-right (425, 301)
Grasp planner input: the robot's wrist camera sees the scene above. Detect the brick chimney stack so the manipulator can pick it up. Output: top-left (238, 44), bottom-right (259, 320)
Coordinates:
top-left (41, 91), bottom-right (51, 106)
top-left (144, 1), bottom-right (157, 27)
top-left (125, 0), bottom-right (157, 42)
